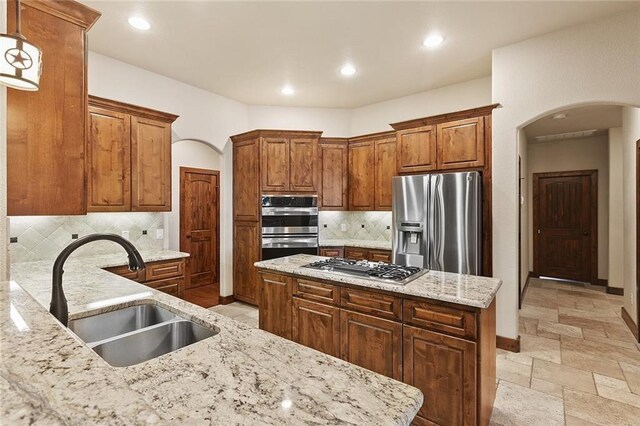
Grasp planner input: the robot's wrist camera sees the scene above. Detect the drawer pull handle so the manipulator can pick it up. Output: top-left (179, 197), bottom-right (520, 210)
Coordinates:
top-left (413, 307), bottom-right (464, 327)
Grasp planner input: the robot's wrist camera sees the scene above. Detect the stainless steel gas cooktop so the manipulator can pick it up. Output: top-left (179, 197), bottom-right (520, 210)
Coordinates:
top-left (302, 257), bottom-right (427, 285)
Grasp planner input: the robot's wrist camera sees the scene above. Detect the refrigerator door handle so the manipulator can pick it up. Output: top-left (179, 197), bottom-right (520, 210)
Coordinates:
top-left (433, 175), bottom-right (445, 271)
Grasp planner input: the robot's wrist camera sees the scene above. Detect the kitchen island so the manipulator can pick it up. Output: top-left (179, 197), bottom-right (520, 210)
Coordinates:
top-left (255, 254), bottom-right (502, 426)
top-left (2, 252), bottom-right (423, 424)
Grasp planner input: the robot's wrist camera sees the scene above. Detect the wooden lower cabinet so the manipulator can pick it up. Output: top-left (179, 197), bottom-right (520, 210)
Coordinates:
top-left (319, 247), bottom-right (344, 258)
top-left (344, 247), bottom-right (368, 260)
top-left (292, 298), bottom-right (340, 357)
top-left (404, 325), bottom-right (477, 426)
top-left (233, 221), bottom-right (260, 305)
top-left (340, 310), bottom-right (402, 381)
top-left (104, 258), bottom-right (186, 298)
top-left (368, 249), bottom-right (392, 263)
top-left (259, 272), bottom-right (292, 339)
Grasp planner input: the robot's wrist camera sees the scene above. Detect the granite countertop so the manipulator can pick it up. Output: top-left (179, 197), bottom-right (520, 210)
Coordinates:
top-left (255, 254), bottom-right (502, 309)
top-left (2, 252), bottom-right (423, 424)
top-left (319, 239), bottom-right (392, 250)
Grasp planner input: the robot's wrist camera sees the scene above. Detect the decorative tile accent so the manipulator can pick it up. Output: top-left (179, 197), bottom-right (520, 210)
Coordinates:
top-left (8, 213), bottom-right (164, 263)
top-left (318, 211), bottom-right (391, 241)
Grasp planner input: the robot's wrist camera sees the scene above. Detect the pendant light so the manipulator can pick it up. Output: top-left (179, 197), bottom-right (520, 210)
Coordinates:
top-left (0, 0), bottom-right (42, 91)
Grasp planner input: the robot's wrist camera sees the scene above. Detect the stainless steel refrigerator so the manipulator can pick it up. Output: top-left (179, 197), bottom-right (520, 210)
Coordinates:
top-left (392, 172), bottom-right (482, 275)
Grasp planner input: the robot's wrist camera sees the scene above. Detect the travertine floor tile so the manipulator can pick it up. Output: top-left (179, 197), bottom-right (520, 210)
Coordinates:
top-left (620, 361), bottom-right (640, 395)
top-left (521, 333), bottom-right (562, 364)
top-left (519, 317), bottom-right (539, 335)
top-left (532, 359), bottom-right (596, 394)
top-left (593, 373), bottom-right (631, 392)
top-left (496, 357), bottom-right (532, 387)
top-left (497, 348), bottom-right (533, 366)
top-left (521, 305), bottom-right (559, 322)
top-left (562, 335), bottom-right (640, 365)
top-left (596, 385), bottom-right (640, 408)
top-left (537, 320), bottom-right (583, 339)
top-left (564, 389), bottom-right (640, 425)
top-left (558, 314), bottom-right (606, 331)
top-left (530, 377), bottom-right (564, 398)
top-left (490, 381), bottom-right (564, 426)
top-left (564, 415), bottom-right (599, 425)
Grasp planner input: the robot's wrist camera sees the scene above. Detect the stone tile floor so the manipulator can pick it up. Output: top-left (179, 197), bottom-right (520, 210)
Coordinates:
top-left (210, 279), bottom-right (640, 425)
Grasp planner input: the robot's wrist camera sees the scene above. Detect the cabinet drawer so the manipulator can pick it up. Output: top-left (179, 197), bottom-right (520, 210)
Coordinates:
top-left (404, 299), bottom-right (477, 339)
top-left (145, 259), bottom-right (185, 281)
top-left (145, 277), bottom-right (184, 298)
top-left (293, 279), bottom-right (339, 305)
top-left (340, 287), bottom-right (402, 321)
top-left (344, 247), bottom-right (368, 260)
top-left (368, 249), bottom-right (391, 263)
top-left (319, 247), bottom-right (344, 258)
top-left (104, 265), bottom-right (142, 282)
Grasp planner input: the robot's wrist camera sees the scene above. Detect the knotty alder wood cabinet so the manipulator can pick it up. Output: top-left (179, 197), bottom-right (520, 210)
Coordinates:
top-left (104, 258), bottom-right (187, 298)
top-left (320, 246), bottom-right (392, 263)
top-left (87, 96), bottom-right (178, 212)
top-left (7, 0), bottom-right (100, 216)
top-left (318, 138), bottom-right (349, 210)
top-left (256, 269), bottom-right (497, 426)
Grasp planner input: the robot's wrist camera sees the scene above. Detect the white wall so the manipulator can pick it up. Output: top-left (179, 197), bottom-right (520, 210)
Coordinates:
top-left (622, 108), bottom-right (640, 323)
top-left (609, 128), bottom-right (624, 290)
top-left (517, 129), bottom-right (528, 292)
top-left (492, 9), bottom-right (640, 339)
top-left (0, 1), bottom-right (7, 280)
top-left (526, 136), bottom-right (610, 280)
top-left (248, 105), bottom-right (351, 137)
top-left (350, 76), bottom-right (492, 135)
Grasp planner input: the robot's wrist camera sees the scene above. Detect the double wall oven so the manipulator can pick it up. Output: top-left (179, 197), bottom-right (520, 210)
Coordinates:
top-left (261, 195), bottom-right (318, 260)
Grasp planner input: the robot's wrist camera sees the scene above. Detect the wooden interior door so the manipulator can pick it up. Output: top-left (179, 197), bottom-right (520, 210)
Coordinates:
top-left (180, 167), bottom-right (219, 290)
top-left (533, 170), bottom-right (597, 283)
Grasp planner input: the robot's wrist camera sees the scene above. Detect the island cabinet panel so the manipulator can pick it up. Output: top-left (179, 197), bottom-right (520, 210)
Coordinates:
top-left (319, 247), bottom-right (344, 258)
top-left (131, 117), bottom-right (172, 211)
top-left (289, 138), bottom-right (318, 192)
top-left (261, 137), bottom-right (290, 192)
top-left (233, 222), bottom-right (260, 305)
top-left (395, 126), bottom-right (437, 175)
top-left (292, 298), bottom-right (340, 357)
top-left (233, 138), bottom-right (261, 222)
top-left (87, 107), bottom-right (131, 212)
top-left (318, 140), bottom-right (348, 210)
top-left (437, 117), bottom-right (485, 170)
top-left (293, 278), bottom-right (339, 305)
top-left (374, 137), bottom-right (396, 211)
top-left (404, 299), bottom-right (477, 340)
top-left (344, 247), bottom-right (368, 260)
top-left (340, 310), bottom-right (402, 381)
top-left (403, 325), bottom-right (477, 426)
top-left (340, 287), bottom-right (402, 321)
top-left (348, 141), bottom-right (375, 210)
top-left (259, 272), bottom-right (293, 339)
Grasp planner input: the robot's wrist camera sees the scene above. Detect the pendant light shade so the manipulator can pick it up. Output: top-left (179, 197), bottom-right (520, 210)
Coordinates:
top-left (0, 0), bottom-right (42, 91)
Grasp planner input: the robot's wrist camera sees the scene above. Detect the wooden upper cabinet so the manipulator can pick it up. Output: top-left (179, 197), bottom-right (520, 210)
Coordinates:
top-left (131, 117), bottom-right (172, 211)
top-left (233, 221), bottom-right (260, 305)
top-left (87, 107), bottom-right (131, 212)
top-left (7, 0), bottom-right (100, 216)
top-left (395, 126), bottom-right (437, 175)
top-left (437, 117), bottom-right (485, 170)
top-left (233, 138), bottom-right (260, 222)
top-left (289, 138), bottom-right (318, 192)
top-left (318, 139), bottom-right (348, 210)
top-left (374, 137), bottom-right (396, 210)
top-left (348, 141), bottom-right (375, 210)
top-left (261, 137), bottom-right (290, 192)
top-left (404, 325), bottom-right (477, 425)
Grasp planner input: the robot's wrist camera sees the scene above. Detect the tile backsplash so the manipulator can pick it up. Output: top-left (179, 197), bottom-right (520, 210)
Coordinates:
top-left (319, 211), bottom-right (392, 241)
top-left (9, 213), bottom-right (164, 263)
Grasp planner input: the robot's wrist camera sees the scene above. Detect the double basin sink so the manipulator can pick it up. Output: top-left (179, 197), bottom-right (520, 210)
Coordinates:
top-left (69, 304), bottom-right (218, 367)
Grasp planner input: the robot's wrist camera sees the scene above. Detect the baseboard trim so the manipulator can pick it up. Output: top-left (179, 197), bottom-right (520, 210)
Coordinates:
top-left (595, 278), bottom-right (608, 287)
top-left (219, 295), bottom-right (236, 305)
top-left (606, 286), bottom-right (624, 296)
top-left (520, 272), bottom-right (534, 309)
top-left (496, 335), bottom-right (521, 353)
top-left (621, 307), bottom-right (639, 340)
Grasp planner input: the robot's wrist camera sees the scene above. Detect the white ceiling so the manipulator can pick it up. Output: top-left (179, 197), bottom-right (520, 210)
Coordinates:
top-left (84, 1), bottom-right (637, 108)
top-left (524, 105), bottom-right (623, 140)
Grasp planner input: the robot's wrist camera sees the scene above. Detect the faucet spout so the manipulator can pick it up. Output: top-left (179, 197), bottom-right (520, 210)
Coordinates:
top-left (50, 233), bottom-right (146, 327)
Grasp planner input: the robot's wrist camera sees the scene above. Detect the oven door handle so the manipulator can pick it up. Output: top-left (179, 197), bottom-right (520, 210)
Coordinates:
top-left (261, 237), bottom-right (318, 248)
top-left (261, 207), bottom-right (319, 216)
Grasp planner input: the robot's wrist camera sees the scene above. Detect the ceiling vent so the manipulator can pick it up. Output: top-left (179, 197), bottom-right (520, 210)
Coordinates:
top-left (534, 129), bottom-right (598, 142)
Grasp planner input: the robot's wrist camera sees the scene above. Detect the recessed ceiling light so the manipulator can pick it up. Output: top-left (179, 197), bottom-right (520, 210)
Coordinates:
top-left (552, 113), bottom-right (567, 120)
top-left (422, 34), bottom-right (444, 47)
top-left (128, 16), bottom-right (151, 31)
top-left (281, 85), bottom-right (295, 96)
top-left (340, 64), bottom-right (356, 76)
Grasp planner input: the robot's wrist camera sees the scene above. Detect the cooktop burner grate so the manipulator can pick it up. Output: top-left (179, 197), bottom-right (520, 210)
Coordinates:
top-left (302, 258), bottom-right (426, 285)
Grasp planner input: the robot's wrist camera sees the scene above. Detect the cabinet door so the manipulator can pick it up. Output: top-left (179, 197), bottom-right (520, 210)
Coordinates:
top-left (233, 138), bottom-right (260, 221)
top-left (131, 117), bottom-right (172, 211)
top-left (344, 247), bottom-right (368, 260)
top-left (320, 247), bottom-right (344, 258)
top-left (261, 137), bottom-right (290, 192)
top-left (290, 138), bottom-right (318, 192)
top-left (87, 106), bottom-right (131, 212)
top-left (233, 222), bottom-right (260, 305)
top-left (319, 142), bottom-right (348, 210)
top-left (374, 138), bottom-right (396, 210)
top-left (403, 325), bottom-right (477, 426)
top-left (259, 272), bottom-right (292, 339)
top-left (437, 117), bottom-right (485, 170)
top-left (348, 141), bottom-right (375, 210)
top-left (340, 310), bottom-right (402, 380)
top-left (292, 298), bottom-right (340, 357)
top-left (396, 126), bottom-right (437, 174)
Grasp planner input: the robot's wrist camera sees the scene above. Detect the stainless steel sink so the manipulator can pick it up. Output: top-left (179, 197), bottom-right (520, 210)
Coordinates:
top-left (69, 304), bottom-right (176, 343)
top-left (92, 320), bottom-right (217, 367)
top-left (68, 303), bottom-right (218, 367)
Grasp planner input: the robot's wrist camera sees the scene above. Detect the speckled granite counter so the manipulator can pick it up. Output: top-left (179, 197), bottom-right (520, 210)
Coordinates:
top-left (255, 254), bottom-right (502, 309)
top-left (2, 252), bottom-right (423, 424)
top-left (319, 239), bottom-right (392, 250)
